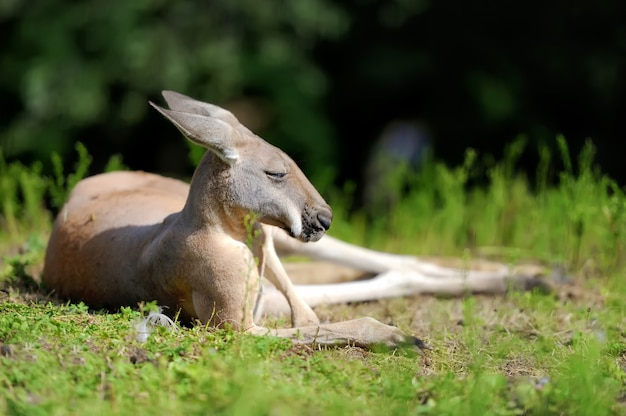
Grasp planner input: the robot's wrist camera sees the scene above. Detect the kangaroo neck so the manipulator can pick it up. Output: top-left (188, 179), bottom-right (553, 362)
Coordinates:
top-left (180, 151), bottom-right (250, 240)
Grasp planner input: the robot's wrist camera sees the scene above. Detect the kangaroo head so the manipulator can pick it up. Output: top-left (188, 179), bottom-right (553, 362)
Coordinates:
top-left (149, 91), bottom-right (332, 242)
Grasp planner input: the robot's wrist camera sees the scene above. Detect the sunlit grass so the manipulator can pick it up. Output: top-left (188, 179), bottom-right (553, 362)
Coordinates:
top-left (1, 137), bottom-right (626, 415)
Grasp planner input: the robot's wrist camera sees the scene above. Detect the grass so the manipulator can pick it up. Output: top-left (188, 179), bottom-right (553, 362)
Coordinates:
top-left (2, 137), bottom-right (626, 415)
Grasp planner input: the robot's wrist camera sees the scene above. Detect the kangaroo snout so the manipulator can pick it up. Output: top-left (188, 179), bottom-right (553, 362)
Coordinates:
top-left (317, 208), bottom-right (332, 231)
top-left (298, 203), bottom-right (333, 243)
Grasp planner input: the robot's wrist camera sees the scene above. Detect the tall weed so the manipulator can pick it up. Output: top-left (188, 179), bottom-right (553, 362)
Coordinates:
top-left (48, 142), bottom-right (92, 209)
top-left (0, 142), bottom-right (120, 237)
top-left (0, 150), bottom-right (49, 235)
top-left (347, 136), bottom-right (626, 276)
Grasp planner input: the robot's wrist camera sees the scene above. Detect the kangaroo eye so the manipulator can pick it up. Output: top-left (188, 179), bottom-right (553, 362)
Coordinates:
top-left (265, 171), bottom-right (286, 180)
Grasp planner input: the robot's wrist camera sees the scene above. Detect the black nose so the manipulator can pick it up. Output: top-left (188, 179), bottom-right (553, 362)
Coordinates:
top-left (317, 210), bottom-right (332, 231)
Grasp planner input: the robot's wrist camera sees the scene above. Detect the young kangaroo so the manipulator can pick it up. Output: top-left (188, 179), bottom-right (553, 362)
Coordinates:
top-left (43, 90), bottom-right (425, 349)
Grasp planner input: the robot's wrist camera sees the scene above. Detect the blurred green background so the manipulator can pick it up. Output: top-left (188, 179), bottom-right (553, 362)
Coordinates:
top-left (1, 0), bottom-right (624, 206)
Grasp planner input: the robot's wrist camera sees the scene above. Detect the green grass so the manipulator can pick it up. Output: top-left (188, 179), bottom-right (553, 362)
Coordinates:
top-left (2, 138), bottom-right (626, 415)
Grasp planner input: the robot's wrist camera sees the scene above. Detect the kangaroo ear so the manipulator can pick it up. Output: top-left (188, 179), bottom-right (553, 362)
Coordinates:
top-left (161, 90), bottom-right (239, 125)
top-left (150, 102), bottom-right (239, 164)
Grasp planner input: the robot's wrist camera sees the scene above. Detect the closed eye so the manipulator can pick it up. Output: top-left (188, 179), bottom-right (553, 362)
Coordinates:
top-left (265, 171), bottom-right (287, 180)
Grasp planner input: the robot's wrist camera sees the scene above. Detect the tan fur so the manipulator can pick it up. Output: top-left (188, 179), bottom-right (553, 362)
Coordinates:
top-left (259, 232), bottom-right (550, 318)
top-left (43, 91), bottom-right (422, 349)
top-left (44, 91), bottom-right (548, 349)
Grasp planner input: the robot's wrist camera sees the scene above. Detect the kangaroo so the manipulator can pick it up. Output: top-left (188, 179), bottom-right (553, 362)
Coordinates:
top-left (43, 90), bottom-right (428, 349)
top-left (44, 91), bottom-right (549, 349)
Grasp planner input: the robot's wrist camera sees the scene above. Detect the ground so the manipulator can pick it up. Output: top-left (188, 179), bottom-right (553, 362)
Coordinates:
top-left (1, 254), bottom-right (621, 415)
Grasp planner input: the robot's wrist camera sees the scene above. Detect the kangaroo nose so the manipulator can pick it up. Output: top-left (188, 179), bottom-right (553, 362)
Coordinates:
top-left (317, 209), bottom-right (332, 231)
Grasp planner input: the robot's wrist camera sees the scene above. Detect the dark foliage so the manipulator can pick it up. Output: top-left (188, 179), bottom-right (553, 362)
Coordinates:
top-left (1, 0), bottom-right (624, 201)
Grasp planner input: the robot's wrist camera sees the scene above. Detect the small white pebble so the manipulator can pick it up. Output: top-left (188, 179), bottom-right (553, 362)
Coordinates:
top-left (135, 308), bottom-right (177, 343)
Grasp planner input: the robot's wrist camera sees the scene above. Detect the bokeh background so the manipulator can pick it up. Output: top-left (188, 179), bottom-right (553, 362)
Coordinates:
top-left (1, 0), bottom-right (625, 209)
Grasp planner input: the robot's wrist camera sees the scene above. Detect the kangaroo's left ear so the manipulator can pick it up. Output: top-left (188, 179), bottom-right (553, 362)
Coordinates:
top-left (149, 102), bottom-right (239, 164)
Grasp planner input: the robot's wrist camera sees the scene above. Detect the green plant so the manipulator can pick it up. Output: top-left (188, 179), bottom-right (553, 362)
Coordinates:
top-left (49, 142), bottom-right (92, 209)
top-left (2, 137), bottom-right (626, 415)
top-left (0, 150), bottom-right (50, 235)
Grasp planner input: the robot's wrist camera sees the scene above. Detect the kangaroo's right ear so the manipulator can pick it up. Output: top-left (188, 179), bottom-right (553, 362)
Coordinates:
top-left (150, 102), bottom-right (239, 164)
top-left (161, 91), bottom-right (239, 125)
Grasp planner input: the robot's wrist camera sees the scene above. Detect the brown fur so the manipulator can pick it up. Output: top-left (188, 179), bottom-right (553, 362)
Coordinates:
top-left (44, 91), bottom-right (422, 349)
